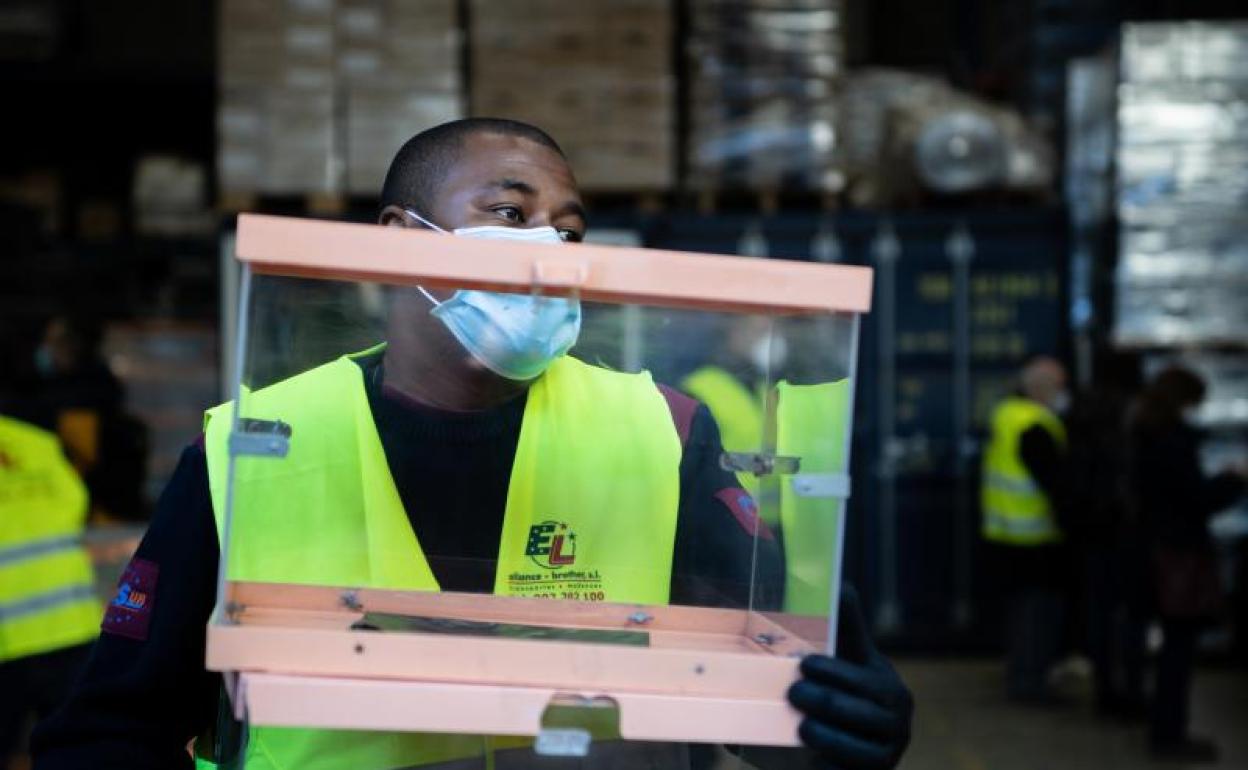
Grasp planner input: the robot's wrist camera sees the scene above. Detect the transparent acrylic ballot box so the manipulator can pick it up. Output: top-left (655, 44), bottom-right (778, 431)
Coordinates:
top-left (207, 214), bottom-right (872, 768)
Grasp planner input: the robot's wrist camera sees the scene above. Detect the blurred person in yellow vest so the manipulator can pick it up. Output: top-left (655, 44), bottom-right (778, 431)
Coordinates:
top-left (981, 355), bottom-right (1070, 703)
top-left (681, 317), bottom-right (853, 615)
top-left (35, 119), bottom-right (911, 770)
top-left (0, 411), bottom-right (99, 767)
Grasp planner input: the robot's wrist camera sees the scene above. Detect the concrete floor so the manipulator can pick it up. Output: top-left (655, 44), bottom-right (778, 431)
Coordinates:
top-left (897, 659), bottom-right (1248, 770)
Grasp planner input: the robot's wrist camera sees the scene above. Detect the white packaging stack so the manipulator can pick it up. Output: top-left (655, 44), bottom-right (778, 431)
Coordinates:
top-left (1115, 22), bottom-right (1248, 346)
top-left (219, 0), bottom-right (339, 195)
top-left (686, 0), bottom-right (845, 192)
top-left (469, 0), bottom-right (675, 192)
top-left (218, 0), bottom-right (463, 197)
top-left (338, 0), bottom-right (463, 194)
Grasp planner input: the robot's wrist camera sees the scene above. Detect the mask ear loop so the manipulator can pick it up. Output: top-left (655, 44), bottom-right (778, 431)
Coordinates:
top-left (404, 209), bottom-right (449, 308)
top-left (403, 208), bottom-right (448, 233)
top-left (416, 286), bottom-right (443, 308)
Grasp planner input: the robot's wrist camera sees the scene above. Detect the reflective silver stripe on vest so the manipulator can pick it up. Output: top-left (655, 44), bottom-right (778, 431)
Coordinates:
top-left (0, 534), bottom-right (83, 568)
top-left (0, 584), bottom-right (96, 622)
top-left (983, 472), bottom-right (1040, 497)
top-left (983, 509), bottom-right (1058, 538)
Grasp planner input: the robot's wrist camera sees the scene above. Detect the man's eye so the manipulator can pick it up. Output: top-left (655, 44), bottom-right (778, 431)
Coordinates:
top-left (492, 205), bottom-right (523, 223)
top-left (558, 229), bottom-right (583, 243)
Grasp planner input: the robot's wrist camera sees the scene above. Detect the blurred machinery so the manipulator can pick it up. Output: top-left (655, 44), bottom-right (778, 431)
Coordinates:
top-left (839, 69), bottom-right (1055, 207)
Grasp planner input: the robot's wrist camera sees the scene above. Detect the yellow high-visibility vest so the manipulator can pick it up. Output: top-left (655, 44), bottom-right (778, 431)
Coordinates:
top-left (680, 368), bottom-right (852, 615)
top-left (202, 352), bottom-right (681, 769)
top-left (0, 415), bottom-right (100, 663)
top-left (981, 396), bottom-right (1066, 545)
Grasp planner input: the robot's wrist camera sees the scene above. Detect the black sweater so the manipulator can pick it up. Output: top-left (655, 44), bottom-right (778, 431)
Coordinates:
top-left (33, 357), bottom-right (782, 769)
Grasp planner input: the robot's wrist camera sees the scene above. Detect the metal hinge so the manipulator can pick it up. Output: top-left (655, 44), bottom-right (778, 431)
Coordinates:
top-left (720, 452), bottom-right (801, 477)
top-left (228, 419), bottom-right (292, 458)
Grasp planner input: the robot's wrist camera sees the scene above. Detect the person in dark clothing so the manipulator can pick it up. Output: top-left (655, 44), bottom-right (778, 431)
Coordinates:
top-left (1063, 351), bottom-right (1148, 719)
top-left (1127, 365), bottom-right (1247, 762)
top-left (18, 313), bottom-right (149, 522)
top-left (982, 356), bottom-right (1070, 703)
top-left (32, 119), bottom-right (912, 770)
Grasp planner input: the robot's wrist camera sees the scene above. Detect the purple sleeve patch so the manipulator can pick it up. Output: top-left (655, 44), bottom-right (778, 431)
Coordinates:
top-left (102, 558), bottom-right (159, 641)
top-left (714, 487), bottom-right (776, 541)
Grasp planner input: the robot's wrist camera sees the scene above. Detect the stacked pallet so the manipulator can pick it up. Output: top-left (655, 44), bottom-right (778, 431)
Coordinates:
top-left (1115, 22), bottom-right (1248, 345)
top-left (219, 0), bottom-right (338, 194)
top-left (338, 0), bottom-right (463, 194)
top-left (469, 0), bottom-right (674, 192)
top-left (218, 0), bottom-right (463, 197)
top-left (686, 0), bottom-right (845, 192)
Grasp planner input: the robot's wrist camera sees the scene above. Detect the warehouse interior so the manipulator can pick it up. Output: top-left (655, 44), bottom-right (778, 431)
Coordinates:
top-left (3, 0), bottom-right (1248, 768)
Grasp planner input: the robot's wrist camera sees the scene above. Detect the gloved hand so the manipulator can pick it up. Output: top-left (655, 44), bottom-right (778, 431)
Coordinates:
top-left (788, 584), bottom-right (913, 769)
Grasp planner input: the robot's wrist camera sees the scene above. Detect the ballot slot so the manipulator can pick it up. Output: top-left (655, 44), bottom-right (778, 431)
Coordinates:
top-left (349, 612), bottom-right (651, 647)
top-left (211, 215), bottom-right (871, 749)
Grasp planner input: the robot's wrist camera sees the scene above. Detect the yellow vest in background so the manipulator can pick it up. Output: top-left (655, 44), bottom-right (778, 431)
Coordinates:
top-left (981, 396), bottom-right (1067, 546)
top-left (681, 367), bottom-right (852, 615)
top-left (0, 415), bottom-right (100, 663)
top-left (775, 380), bottom-right (852, 616)
top-left (680, 366), bottom-right (765, 499)
top-left (203, 352), bottom-right (681, 770)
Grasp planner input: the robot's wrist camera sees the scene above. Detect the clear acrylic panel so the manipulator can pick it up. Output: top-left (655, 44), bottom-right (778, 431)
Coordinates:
top-left (210, 225), bottom-right (863, 766)
top-left (221, 275), bottom-right (856, 619)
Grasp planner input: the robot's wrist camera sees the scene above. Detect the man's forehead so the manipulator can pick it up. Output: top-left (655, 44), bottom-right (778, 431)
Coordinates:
top-left (451, 133), bottom-right (577, 192)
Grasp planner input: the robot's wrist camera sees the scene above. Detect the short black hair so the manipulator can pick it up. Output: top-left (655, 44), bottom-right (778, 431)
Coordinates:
top-left (380, 118), bottom-right (565, 217)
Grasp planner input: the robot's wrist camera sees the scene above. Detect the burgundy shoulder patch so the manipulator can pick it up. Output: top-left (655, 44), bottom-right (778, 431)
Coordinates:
top-left (102, 558), bottom-right (159, 641)
top-left (656, 383), bottom-right (698, 448)
top-left (714, 487), bottom-right (776, 541)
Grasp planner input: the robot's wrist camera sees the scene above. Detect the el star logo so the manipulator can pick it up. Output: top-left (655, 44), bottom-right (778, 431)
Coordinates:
top-left (524, 521), bottom-right (577, 569)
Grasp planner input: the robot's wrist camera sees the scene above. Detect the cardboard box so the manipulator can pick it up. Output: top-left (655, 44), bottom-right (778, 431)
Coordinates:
top-left (346, 88), bottom-right (464, 194)
top-left (218, 0), bottom-right (462, 195)
top-left (469, 0), bottom-right (674, 191)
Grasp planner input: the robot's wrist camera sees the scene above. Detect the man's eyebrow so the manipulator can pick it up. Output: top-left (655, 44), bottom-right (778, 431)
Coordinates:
top-left (554, 200), bottom-right (587, 223)
top-left (486, 178), bottom-right (538, 196)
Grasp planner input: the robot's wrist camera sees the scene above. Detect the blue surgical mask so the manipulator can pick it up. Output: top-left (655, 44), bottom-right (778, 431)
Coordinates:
top-left (34, 345), bottom-right (55, 377)
top-left (405, 209), bottom-right (582, 381)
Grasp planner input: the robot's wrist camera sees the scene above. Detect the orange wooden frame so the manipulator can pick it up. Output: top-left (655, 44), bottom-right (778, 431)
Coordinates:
top-left (212, 213), bottom-right (871, 748)
top-left (210, 583), bottom-right (819, 745)
top-left (235, 213), bottom-right (873, 314)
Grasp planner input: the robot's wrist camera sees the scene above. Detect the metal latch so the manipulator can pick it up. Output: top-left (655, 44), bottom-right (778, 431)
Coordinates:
top-left (790, 472), bottom-right (853, 499)
top-left (228, 419), bottom-right (291, 458)
top-left (720, 452), bottom-right (801, 477)
top-left (536, 695), bottom-right (620, 757)
top-left (534, 728), bottom-right (593, 757)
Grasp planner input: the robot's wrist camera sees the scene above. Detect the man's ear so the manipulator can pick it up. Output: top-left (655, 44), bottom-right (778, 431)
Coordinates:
top-left (379, 204), bottom-right (410, 227)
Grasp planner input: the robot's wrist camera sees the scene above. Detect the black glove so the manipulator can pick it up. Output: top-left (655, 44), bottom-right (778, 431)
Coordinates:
top-left (787, 584), bottom-right (913, 769)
